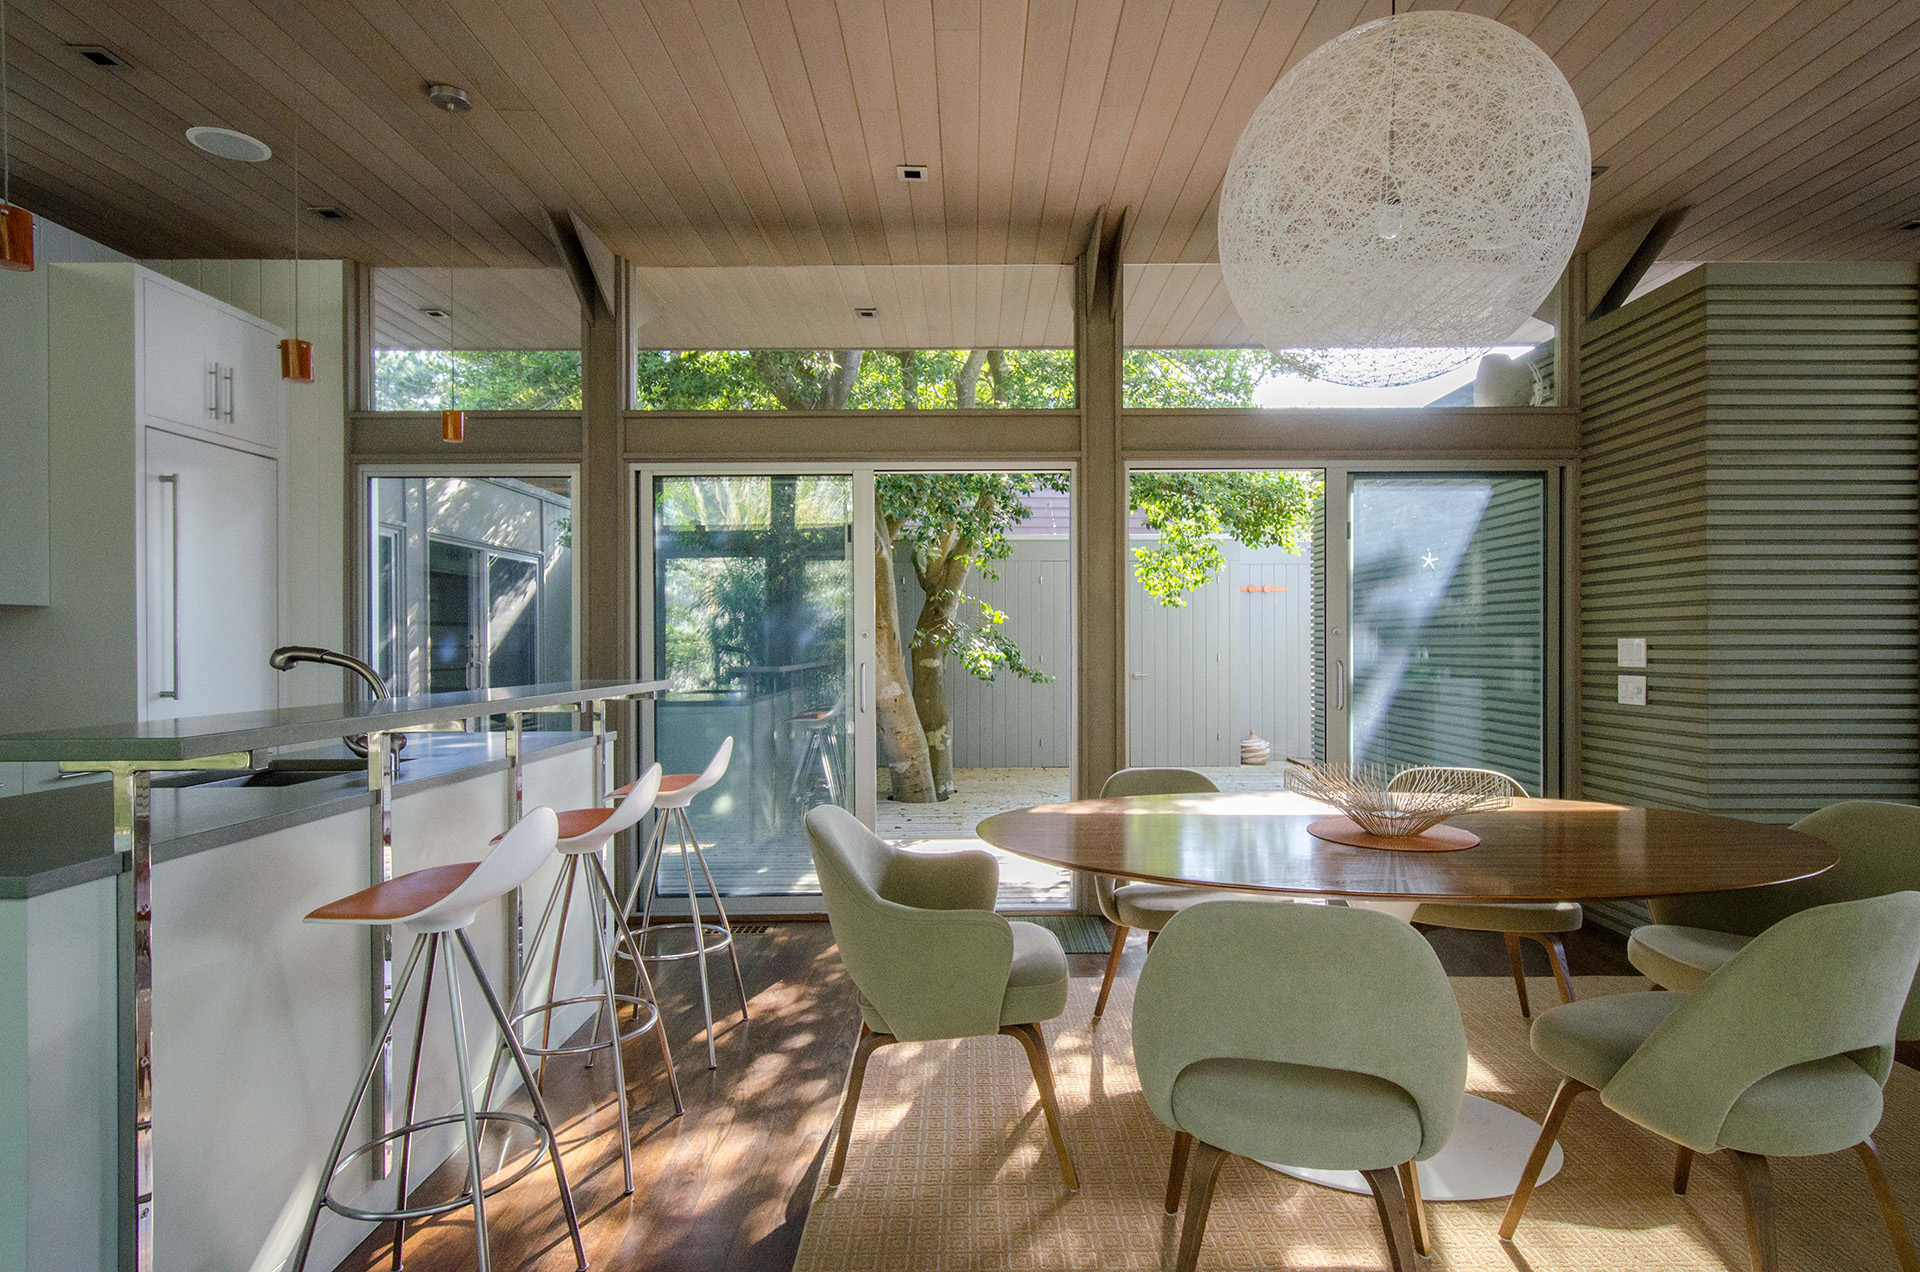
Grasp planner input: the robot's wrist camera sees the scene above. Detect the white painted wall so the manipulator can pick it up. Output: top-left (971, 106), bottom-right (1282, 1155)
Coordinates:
top-left (0, 222), bottom-right (134, 804)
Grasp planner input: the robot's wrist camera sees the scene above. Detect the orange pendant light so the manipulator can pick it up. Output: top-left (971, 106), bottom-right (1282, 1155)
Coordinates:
top-left (279, 337), bottom-right (313, 381)
top-left (0, 0), bottom-right (29, 272)
top-left (0, 202), bottom-right (31, 272)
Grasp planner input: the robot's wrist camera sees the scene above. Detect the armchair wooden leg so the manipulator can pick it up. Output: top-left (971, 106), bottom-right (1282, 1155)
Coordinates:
top-left (1094, 924), bottom-right (1130, 1019)
top-left (827, 1025), bottom-right (892, 1187)
top-left (1504, 932), bottom-right (1533, 1018)
top-left (1146, 928), bottom-right (1159, 951)
top-left (1529, 932), bottom-right (1576, 1004)
top-left (1397, 1160), bottom-right (1431, 1257)
top-left (1361, 1165), bottom-right (1419, 1272)
top-left (1173, 1141), bottom-right (1227, 1272)
top-left (1500, 1078), bottom-right (1592, 1240)
top-left (1004, 1023), bottom-right (1078, 1190)
top-left (1165, 1130), bottom-right (1193, 1214)
top-left (1673, 1145), bottom-right (1694, 1195)
top-left (1855, 1138), bottom-right (1920, 1272)
top-left (1730, 1150), bottom-right (1778, 1272)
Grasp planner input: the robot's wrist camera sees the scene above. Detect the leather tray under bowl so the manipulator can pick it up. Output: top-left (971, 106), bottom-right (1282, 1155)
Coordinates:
top-left (1307, 816), bottom-right (1480, 852)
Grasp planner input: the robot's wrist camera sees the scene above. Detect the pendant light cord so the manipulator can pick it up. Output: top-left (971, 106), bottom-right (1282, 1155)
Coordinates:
top-left (444, 104), bottom-right (456, 411)
top-left (290, 118), bottom-right (300, 342)
top-left (3, 0), bottom-right (13, 210)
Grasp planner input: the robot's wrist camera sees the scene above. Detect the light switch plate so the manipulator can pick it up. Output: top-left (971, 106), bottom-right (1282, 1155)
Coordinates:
top-left (1618, 637), bottom-right (1647, 668)
top-left (1617, 674), bottom-right (1647, 706)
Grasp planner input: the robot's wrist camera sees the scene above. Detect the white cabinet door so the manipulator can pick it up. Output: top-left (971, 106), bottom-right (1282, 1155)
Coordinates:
top-left (143, 429), bottom-right (279, 720)
top-left (223, 315), bottom-right (287, 451)
top-left (140, 273), bottom-right (285, 451)
top-left (140, 276), bottom-right (221, 433)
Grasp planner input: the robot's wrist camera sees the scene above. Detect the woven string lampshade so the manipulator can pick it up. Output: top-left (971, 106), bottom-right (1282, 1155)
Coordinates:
top-left (1219, 11), bottom-right (1590, 387)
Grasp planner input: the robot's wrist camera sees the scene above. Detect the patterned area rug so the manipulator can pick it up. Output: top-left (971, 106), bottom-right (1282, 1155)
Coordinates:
top-left (1022, 915), bottom-right (1116, 955)
top-left (794, 976), bottom-right (1920, 1271)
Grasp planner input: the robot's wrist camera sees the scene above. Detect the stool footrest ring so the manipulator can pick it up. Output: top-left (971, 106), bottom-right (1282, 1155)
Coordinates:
top-left (507, 992), bottom-right (663, 1056)
top-left (618, 922), bottom-right (734, 963)
top-left (320, 1111), bottom-right (548, 1223)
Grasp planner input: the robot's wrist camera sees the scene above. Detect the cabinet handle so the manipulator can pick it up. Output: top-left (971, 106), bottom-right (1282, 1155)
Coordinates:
top-left (156, 474), bottom-right (181, 700)
top-left (222, 367), bottom-right (235, 422)
top-left (207, 364), bottom-right (219, 418)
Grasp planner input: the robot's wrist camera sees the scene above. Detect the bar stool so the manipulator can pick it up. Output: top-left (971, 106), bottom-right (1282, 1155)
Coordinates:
top-left (290, 808), bottom-right (587, 1272)
top-left (788, 700), bottom-right (845, 806)
top-left (483, 764), bottom-right (683, 1196)
top-left (619, 737), bottom-right (750, 1068)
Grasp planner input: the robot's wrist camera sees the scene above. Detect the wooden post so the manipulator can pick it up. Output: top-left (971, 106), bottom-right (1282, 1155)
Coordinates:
top-left (1072, 210), bottom-right (1126, 911)
top-left (579, 259), bottom-right (637, 893)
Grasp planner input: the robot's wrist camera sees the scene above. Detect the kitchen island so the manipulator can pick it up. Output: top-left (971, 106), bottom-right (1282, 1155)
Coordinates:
top-left (0, 681), bottom-right (664, 1272)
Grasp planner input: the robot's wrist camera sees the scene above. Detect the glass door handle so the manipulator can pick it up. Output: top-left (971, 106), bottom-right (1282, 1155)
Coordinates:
top-left (1332, 659), bottom-right (1346, 711)
top-left (858, 661), bottom-right (869, 713)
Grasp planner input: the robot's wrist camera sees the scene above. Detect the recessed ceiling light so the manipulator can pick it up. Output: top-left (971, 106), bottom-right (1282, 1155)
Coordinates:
top-left (854, 307), bottom-right (878, 320)
top-left (186, 126), bottom-right (273, 163)
top-left (66, 43), bottom-right (127, 68)
top-left (1590, 164), bottom-right (1610, 179)
top-left (420, 307), bottom-right (450, 320)
top-left (896, 165), bottom-right (929, 182)
top-left (1901, 219), bottom-right (1920, 232)
top-left (307, 205), bottom-right (349, 221)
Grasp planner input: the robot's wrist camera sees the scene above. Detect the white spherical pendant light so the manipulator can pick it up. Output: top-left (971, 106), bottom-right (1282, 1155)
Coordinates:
top-left (1219, 11), bottom-right (1590, 387)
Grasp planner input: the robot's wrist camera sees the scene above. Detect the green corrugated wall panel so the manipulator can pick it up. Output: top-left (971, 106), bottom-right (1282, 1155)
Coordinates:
top-left (1580, 263), bottom-right (1919, 823)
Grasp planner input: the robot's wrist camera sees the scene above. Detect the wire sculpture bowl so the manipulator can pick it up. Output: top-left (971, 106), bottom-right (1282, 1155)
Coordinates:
top-left (1285, 760), bottom-right (1512, 837)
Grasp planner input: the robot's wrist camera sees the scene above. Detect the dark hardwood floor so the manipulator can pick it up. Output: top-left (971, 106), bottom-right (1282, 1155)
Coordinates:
top-left (334, 916), bottom-right (1637, 1272)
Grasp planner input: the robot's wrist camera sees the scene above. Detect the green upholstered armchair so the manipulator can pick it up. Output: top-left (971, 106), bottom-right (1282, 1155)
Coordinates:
top-left (1134, 900), bottom-right (1468, 1272)
top-left (1092, 767), bottom-right (1281, 1019)
top-left (1502, 892), bottom-right (1920, 1272)
top-left (806, 805), bottom-right (1076, 1189)
top-left (1629, 800), bottom-right (1920, 1040)
top-left (1394, 766), bottom-right (1584, 1018)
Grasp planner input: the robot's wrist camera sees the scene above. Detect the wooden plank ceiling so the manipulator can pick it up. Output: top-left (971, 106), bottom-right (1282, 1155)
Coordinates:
top-left (13, 0), bottom-right (1918, 349)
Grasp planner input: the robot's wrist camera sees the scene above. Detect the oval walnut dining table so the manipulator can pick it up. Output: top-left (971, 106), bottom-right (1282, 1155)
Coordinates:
top-left (975, 791), bottom-right (1838, 1203)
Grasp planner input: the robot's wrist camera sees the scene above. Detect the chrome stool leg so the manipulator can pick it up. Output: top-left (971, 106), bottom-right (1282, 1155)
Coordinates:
top-left (290, 934), bottom-right (431, 1272)
top-left (455, 931), bottom-right (589, 1272)
top-left (440, 941), bottom-right (492, 1272)
top-left (484, 841), bottom-right (681, 1196)
top-left (583, 866), bottom-right (635, 1191)
top-left (679, 806), bottom-right (752, 1024)
top-left (479, 857), bottom-right (573, 1112)
top-left (389, 934), bottom-right (439, 1270)
top-left (623, 803), bottom-right (750, 1069)
top-left (589, 851), bottom-right (682, 1112)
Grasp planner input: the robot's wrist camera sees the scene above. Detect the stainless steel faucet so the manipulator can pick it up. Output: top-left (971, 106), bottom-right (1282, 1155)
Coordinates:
top-left (269, 645), bottom-right (406, 757)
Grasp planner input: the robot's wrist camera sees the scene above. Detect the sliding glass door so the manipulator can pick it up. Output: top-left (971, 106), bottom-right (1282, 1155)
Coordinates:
top-left (1347, 473), bottom-right (1550, 794)
top-left (645, 473), bottom-right (862, 903)
top-left (639, 465), bottom-right (1078, 910)
top-left (1117, 464), bottom-right (1559, 796)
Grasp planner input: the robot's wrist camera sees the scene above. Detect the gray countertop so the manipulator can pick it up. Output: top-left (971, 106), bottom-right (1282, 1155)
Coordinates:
top-left (0, 731), bottom-right (600, 898)
top-left (0, 679), bottom-right (666, 763)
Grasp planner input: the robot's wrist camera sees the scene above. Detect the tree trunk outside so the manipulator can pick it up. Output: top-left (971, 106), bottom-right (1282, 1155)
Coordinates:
top-left (873, 505), bottom-right (936, 802)
top-left (910, 559), bottom-right (968, 799)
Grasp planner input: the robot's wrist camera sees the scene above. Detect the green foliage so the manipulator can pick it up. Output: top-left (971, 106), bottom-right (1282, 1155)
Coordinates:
top-left (1122, 348), bottom-right (1321, 407)
top-left (1130, 471), bottom-right (1319, 606)
top-left (877, 472), bottom-right (1069, 685)
top-left (636, 348), bottom-right (1076, 409)
top-left (373, 350), bottom-right (583, 410)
